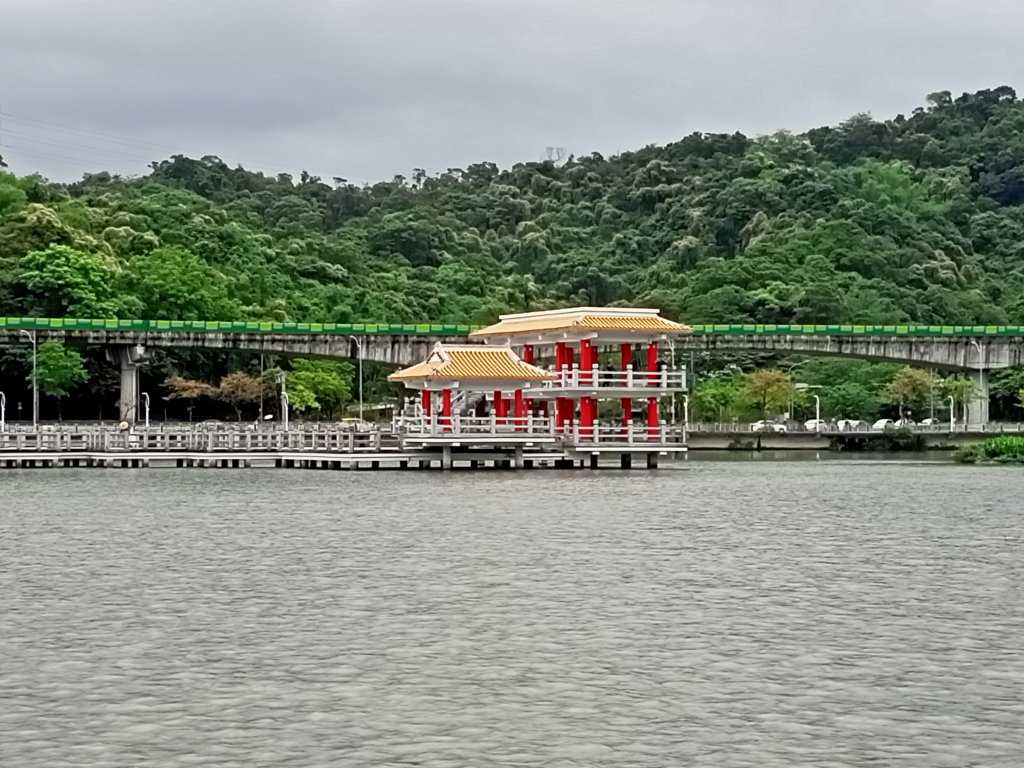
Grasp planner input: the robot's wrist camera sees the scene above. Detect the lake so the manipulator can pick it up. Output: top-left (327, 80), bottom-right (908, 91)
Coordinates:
top-left (1, 459), bottom-right (1022, 766)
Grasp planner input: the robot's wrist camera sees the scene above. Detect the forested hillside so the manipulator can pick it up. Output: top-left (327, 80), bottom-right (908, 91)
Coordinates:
top-left (2, 86), bottom-right (1024, 420)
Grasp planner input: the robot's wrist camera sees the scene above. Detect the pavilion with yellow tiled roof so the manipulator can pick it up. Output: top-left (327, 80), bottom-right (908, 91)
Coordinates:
top-left (469, 307), bottom-right (691, 441)
top-left (388, 307), bottom-right (690, 451)
top-left (389, 343), bottom-right (555, 432)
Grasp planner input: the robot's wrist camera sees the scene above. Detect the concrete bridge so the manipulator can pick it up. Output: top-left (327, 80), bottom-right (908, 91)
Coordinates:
top-left (4, 319), bottom-right (1024, 424)
top-left (677, 332), bottom-right (1024, 424)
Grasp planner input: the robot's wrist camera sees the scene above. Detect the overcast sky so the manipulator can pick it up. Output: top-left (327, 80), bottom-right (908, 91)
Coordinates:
top-left (2, 0), bottom-right (1022, 183)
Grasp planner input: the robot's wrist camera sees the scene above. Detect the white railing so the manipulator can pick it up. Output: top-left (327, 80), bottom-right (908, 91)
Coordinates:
top-left (0, 429), bottom-right (396, 453)
top-left (395, 412), bottom-right (557, 437)
top-left (563, 422), bottom-right (685, 445)
top-left (393, 413), bottom-right (685, 444)
top-left (542, 364), bottom-right (687, 391)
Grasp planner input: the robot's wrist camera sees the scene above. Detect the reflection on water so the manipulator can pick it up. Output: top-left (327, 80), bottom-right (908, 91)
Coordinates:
top-left (2, 464), bottom-right (1023, 767)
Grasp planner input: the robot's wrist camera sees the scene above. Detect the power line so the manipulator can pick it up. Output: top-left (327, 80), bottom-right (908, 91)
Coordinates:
top-left (0, 110), bottom-right (181, 154)
top-left (0, 109), bottom-right (375, 185)
top-left (2, 144), bottom-right (117, 170)
top-left (0, 129), bottom-right (159, 164)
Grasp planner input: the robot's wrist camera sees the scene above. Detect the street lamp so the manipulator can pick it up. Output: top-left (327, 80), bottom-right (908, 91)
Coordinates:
top-left (277, 370), bottom-right (289, 430)
top-left (348, 335), bottom-right (364, 423)
top-left (948, 395), bottom-right (955, 432)
top-left (785, 360), bottom-right (811, 422)
top-left (682, 394), bottom-right (689, 439)
top-left (0, 391), bottom-right (5, 432)
top-left (793, 382), bottom-right (822, 428)
top-left (19, 330), bottom-right (37, 429)
top-left (142, 392), bottom-right (151, 429)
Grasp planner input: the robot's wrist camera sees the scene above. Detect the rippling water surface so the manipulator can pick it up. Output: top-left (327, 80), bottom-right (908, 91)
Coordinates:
top-left (2, 460), bottom-right (1023, 767)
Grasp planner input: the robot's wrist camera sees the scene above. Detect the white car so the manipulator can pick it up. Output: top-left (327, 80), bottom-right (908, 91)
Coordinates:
top-left (803, 419), bottom-right (829, 431)
top-left (920, 418), bottom-right (940, 426)
top-left (871, 418), bottom-right (896, 431)
top-left (836, 419), bottom-right (866, 431)
top-left (751, 420), bottom-right (787, 433)
top-left (895, 418), bottom-right (916, 427)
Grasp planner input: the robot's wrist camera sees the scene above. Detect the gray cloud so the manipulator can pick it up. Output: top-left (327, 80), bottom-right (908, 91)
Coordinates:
top-left (3, 0), bottom-right (1022, 183)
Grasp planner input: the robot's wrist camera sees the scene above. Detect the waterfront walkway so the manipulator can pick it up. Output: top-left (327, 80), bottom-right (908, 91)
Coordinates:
top-left (0, 423), bottom-right (685, 470)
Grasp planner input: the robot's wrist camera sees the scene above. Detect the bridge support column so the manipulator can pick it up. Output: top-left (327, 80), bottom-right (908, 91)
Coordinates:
top-left (106, 345), bottom-right (147, 423)
top-left (967, 369), bottom-right (990, 427)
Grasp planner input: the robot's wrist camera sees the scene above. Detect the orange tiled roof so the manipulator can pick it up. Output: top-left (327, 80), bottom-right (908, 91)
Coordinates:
top-left (470, 309), bottom-right (691, 337)
top-left (389, 344), bottom-right (555, 382)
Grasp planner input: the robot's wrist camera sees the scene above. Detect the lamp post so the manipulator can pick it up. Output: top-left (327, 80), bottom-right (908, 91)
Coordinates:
top-left (19, 330), bottom-right (37, 429)
top-left (348, 336), bottom-right (364, 423)
top-left (785, 360), bottom-right (810, 422)
top-left (793, 382), bottom-right (822, 429)
top-left (277, 370), bottom-right (289, 431)
top-left (948, 395), bottom-right (955, 432)
top-left (682, 393), bottom-right (689, 440)
top-left (142, 392), bottom-right (150, 429)
top-left (0, 391), bottom-right (5, 432)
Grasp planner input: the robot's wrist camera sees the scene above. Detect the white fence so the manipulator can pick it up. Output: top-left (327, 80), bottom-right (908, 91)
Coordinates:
top-left (542, 365), bottom-right (687, 391)
top-left (394, 413), bottom-right (684, 444)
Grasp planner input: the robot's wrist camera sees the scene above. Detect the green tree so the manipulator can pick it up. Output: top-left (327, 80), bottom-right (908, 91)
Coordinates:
top-left (33, 341), bottom-right (88, 418)
top-left (17, 244), bottom-right (121, 317)
top-left (885, 366), bottom-right (932, 419)
top-left (288, 360), bottom-right (353, 417)
top-left (941, 375), bottom-right (977, 425)
top-left (126, 246), bottom-right (239, 319)
top-left (692, 375), bottom-right (743, 422)
top-left (823, 381), bottom-right (881, 421)
top-left (742, 369), bottom-right (793, 417)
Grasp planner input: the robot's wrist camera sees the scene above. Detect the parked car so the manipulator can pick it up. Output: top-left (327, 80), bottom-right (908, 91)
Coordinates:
top-left (919, 418), bottom-right (941, 426)
top-left (895, 418), bottom-right (916, 427)
top-left (751, 420), bottom-right (787, 433)
top-left (803, 419), bottom-right (829, 431)
top-left (871, 418), bottom-right (896, 430)
top-left (837, 418), bottom-right (867, 431)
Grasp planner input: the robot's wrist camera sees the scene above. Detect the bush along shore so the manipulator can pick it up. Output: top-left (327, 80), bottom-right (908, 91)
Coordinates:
top-left (954, 436), bottom-right (1024, 464)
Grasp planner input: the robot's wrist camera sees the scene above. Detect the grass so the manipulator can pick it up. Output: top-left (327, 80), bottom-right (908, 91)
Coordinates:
top-left (954, 435), bottom-right (1024, 464)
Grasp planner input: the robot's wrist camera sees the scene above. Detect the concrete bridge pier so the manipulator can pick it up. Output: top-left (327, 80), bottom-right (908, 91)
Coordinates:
top-left (106, 345), bottom-right (148, 422)
top-left (967, 369), bottom-right (990, 427)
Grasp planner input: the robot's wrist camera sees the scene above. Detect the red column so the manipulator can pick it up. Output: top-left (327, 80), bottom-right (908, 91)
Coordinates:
top-left (648, 397), bottom-right (659, 440)
top-left (580, 340), bottom-right (592, 385)
top-left (580, 396), bottom-right (594, 439)
top-left (522, 344), bottom-right (534, 364)
top-left (442, 388), bottom-right (452, 432)
top-left (555, 341), bottom-right (567, 432)
top-left (514, 389), bottom-right (525, 432)
top-left (421, 389), bottom-right (431, 415)
top-left (647, 340), bottom-right (659, 439)
top-left (494, 390), bottom-right (505, 425)
top-left (621, 343), bottom-right (632, 431)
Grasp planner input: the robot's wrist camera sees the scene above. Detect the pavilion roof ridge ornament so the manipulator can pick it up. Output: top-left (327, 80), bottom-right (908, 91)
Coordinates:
top-left (496, 306), bottom-right (663, 321)
top-left (469, 305), bottom-right (692, 339)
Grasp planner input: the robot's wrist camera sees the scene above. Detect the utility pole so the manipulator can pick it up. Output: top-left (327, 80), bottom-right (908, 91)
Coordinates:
top-left (19, 330), bottom-right (37, 428)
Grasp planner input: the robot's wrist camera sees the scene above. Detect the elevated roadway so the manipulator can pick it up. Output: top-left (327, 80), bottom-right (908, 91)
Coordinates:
top-left (4, 318), bottom-right (1023, 424)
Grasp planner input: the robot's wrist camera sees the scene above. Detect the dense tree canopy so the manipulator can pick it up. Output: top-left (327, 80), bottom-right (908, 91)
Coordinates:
top-left (3, 86), bottom-right (1024, 420)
